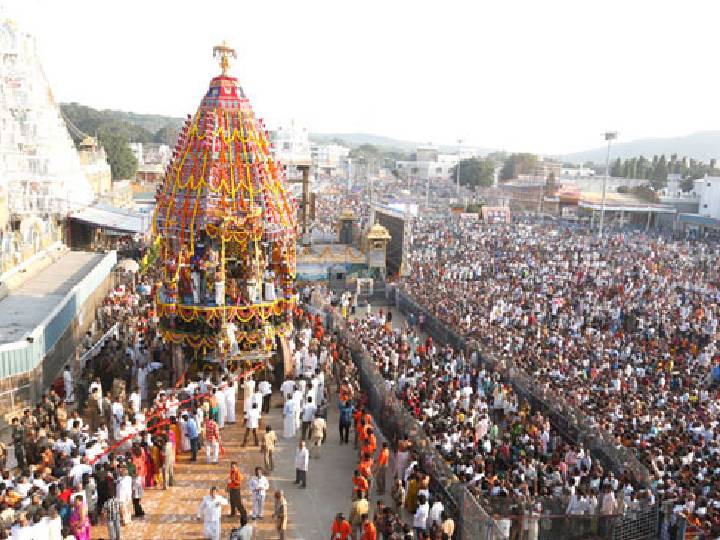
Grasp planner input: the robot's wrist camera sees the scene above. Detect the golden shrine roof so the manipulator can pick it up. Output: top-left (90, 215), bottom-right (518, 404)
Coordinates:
top-left (367, 223), bottom-right (391, 240)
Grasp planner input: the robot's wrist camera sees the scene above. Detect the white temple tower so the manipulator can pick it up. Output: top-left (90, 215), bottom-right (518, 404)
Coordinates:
top-left (0, 19), bottom-right (93, 218)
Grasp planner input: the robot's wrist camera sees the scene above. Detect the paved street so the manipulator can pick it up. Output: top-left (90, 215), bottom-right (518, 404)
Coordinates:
top-left (91, 385), bottom-right (361, 539)
top-left (92, 307), bottom-right (411, 540)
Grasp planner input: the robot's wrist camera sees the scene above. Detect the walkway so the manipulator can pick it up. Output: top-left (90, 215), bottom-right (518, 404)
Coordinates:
top-left (92, 306), bottom-right (413, 539)
top-left (92, 385), bottom-right (360, 539)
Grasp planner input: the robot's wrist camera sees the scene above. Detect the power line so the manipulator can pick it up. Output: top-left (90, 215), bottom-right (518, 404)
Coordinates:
top-left (59, 108), bottom-right (90, 140)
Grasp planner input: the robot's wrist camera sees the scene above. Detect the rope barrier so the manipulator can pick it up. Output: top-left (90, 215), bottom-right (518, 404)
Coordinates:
top-left (88, 362), bottom-right (266, 464)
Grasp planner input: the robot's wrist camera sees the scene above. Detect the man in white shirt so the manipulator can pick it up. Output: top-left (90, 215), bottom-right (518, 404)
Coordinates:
top-left (252, 387), bottom-right (263, 412)
top-left (294, 440), bottom-right (309, 488)
top-left (428, 499), bottom-right (444, 531)
top-left (197, 486), bottom-right (228, 540)
top-left (111, 399), bottom-right (124, 439)
top-left (279, 379), bottom-right (295, 402)
top-left (258, 379), bottom-right (272, 414)
top-left (248, 467), bottom-right (269, 520)
top-left (413, 494), bottom-right (430, 537)
top-left (300, 397), bottom-right (316, 441)
top-left (69, 457), bottom-right (92, 488)
top-left (117, 467), bottom-right (133, 525)
top-left (53, 436), bottom-right (76, 456)
top-left (243, 377), bottom-right (256, 418)
top-left (165, 393), bottom-right (180, 419)
top-left (216, 384), bottom-right (227, 429)
top-left (128, 389), bottom-right (141, 415)
top-left (242, 403), bottom-right (261, 447)
top-left (62, 366), bottom-right (74, 404)
top-left (225, 378), bottom-right (237, 424)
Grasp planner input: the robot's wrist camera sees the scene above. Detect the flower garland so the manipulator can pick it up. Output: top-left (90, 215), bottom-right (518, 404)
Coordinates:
top-left (156, 297), bottom-right (295, 324)
top-left (152, 80), bottom-right (299, 356)
top-left (160, 321), bottom-right (293, 350)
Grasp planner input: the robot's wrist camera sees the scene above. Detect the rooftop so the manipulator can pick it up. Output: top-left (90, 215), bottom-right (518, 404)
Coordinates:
top-left (0, 251), bottom-right (104, 345)
top-left (70, 205), bottom-right (150, 234)
top-left (578, 191), bottom-right (675, 213)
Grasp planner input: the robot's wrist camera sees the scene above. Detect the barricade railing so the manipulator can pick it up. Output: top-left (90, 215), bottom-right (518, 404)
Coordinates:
top-left (328, 307), bottom-right (505, 540)
top-left (394, 289), bottom-right (662, 539)
top-left (331, 298), bottom-right (660, 540)
top-left (396, 288), bottom-right (651, 488)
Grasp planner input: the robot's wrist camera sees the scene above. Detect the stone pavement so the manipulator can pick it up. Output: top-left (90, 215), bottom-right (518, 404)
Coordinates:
top-left (91, 306), bottom-right (416, 540)
top-left (91, 385), bottom-right (362, 540)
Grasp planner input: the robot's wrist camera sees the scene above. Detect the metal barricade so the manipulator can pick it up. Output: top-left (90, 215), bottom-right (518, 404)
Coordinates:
top-left (396, 289), bottom-right (651, 488)
top-left (329, 308), bottom-right (505, 540)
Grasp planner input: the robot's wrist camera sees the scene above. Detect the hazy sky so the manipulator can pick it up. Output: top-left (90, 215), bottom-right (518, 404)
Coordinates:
top-left (8, 0), bottom-right (720, 154)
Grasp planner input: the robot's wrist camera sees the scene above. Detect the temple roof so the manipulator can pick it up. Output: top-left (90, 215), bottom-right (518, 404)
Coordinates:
top-left (153, 45), bottom-right (297, 252)
top-left (367, 223), bottom-right (391, 240)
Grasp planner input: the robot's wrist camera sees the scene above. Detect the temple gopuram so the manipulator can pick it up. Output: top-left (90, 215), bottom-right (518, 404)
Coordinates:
top-left (153, 42), bottom-right (298, 366)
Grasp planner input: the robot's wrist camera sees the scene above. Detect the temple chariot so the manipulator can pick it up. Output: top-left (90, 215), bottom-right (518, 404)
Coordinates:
top-left (153, 43), bottom-right (298, 367)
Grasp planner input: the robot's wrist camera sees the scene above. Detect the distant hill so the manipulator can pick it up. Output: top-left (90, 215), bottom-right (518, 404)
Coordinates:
top-left (311, 132), bottom-right (495, 155)
top-left (562, 131), bottom-right (720, 164)
top-left (310, 132), bottom-right (420, 151)
top-left (60, 103), bottom-right (183, 146)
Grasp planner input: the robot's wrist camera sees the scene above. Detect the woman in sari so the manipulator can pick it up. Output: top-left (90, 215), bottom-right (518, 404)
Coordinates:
top-left (131, 445), bottom-right (147, 492)
top-left (405, 472), bottom-right (419, 514)
top-left (69, 495), bottom-right (91, 540)
top-left (142, 441), bottom-right (156, 488)
top-left (150, 438), bottom-right (163, 487)
top-left (169, 418), bottom-right (181, 457)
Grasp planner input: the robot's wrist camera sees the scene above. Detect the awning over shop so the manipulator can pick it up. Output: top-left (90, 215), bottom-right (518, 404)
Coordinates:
top-left (69, 205), bottom-right (150, 234)
top-left (678, 213), bottom-right (720, 227)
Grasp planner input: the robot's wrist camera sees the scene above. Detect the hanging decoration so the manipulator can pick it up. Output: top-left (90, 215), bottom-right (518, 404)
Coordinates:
top-left (153, 42), bottom-right (297, 356)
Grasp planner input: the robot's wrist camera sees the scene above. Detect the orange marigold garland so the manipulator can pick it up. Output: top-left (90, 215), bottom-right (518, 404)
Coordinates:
top-left (153, 44), bottom-right (297, 357)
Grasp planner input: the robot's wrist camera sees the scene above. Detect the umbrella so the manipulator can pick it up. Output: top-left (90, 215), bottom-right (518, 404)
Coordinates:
top-left (116, 259), bottom-right (140, 273)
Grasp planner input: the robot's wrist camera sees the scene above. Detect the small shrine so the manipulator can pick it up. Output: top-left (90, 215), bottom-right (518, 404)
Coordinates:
top-left (153, 42), bottom-right (298, 363)
top-left (365, 223), bottom-right (391, 279)
top-left (337, 207), bottom-right (357, 244)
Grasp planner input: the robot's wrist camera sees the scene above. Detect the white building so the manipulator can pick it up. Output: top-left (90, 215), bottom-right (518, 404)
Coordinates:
top-left (143, 143), bottom-right (171, 166)
top-left (128, 142), bottom-right (171, 169)
top-left (311, 143), bottom-right (349, 177)
top-left (396, 146), bottom-right (460, 182)
top-left (693, 176), bottom-right (720, 219)
top-left (560, 166), bottom-right (595, 178)
top-left (129, 142), bottom-right (144, 165)
top-left (270, 120), bottom-right (311, 166)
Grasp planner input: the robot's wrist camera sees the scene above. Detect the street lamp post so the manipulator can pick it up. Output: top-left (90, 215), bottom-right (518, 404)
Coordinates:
top-left (598, 131), bottom-right (617, 238)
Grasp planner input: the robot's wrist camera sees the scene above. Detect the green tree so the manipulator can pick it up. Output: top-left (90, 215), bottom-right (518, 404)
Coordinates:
top-left (451, 158), bottom-right (495, 188)
top-left (154, 124), bottom-right (179, 146)
top-left (636, 156), bottom-right (648, 179)
top-left (60, 102), bottom-right (154, 145)
top-left (98, 130), bottom-right (138, 180)
top-left (623, 158), bottom-right (637, 179)
top-left (500, 153), bottom-right (538, 180)
top-left (652, 154), bottom-right (668, 188)
top-left (349, 144), bottom-right (382, 160)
